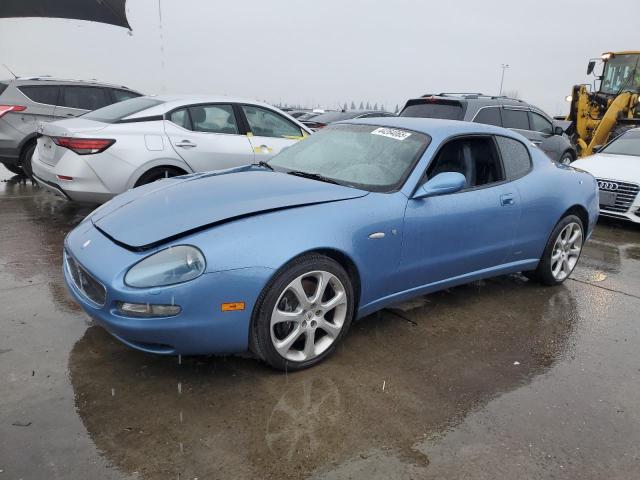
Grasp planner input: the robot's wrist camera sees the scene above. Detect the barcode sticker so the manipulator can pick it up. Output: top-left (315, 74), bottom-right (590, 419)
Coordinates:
top-left (371, 127), bottom-right (412, 141)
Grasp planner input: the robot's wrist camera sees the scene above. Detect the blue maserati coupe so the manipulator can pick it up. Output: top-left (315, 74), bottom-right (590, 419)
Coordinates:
top-left (63, 118), bottom-right (599, 370)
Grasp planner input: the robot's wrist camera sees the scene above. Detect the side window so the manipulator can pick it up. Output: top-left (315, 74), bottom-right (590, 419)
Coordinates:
top-left (168, 108), bottom-right (192, 130)
top-left (496, 136), bottom-right (532, 179)
top-left (529, 112), bottom-right (553, 134)
top-left (502, 109), bottom-right (530, 130)
top-left (241, 105), bottom-right (303, 138)
top-left (61, 86), bottom-right (110, 110)
top-left (18, 85), bottom-right (59, 106)
top-left (427, 136), bottom-right (504, 188)
top-left (473, 107), bottom-right (502, 127)
top-left (111, 89), bottom-right (140, 103)
top-left (188, 104), bottom-right (238, 134)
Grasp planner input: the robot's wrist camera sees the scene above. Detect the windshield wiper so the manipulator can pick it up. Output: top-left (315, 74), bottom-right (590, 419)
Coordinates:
top-left (253, 160), bottom-right (274, 171)
top-left (287, 170), bottom-right (340, 185)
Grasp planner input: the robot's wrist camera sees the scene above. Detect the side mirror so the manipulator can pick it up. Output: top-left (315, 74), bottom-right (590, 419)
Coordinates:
top-left (554, 125), bottom-right (564, 136)
top-left (592, 145), bottom-right (603, 153)
top-left (413, 172), bottom-right (466, 199)
top-left (587, 61), bottom-right (596, 75)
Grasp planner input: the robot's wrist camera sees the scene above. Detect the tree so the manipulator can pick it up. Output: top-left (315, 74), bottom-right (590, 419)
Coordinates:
top-left (359, 101), bottom-right (364, 109)
top-left (343, 102), bottom-right (348, 111)
top-left (380, 104), bottom-right (385, 112)
top-left (366, 102), bottom-right (371, 109)
top-left (373, 102), bottom-right (378, 110)
top-left (502, 89), bottom-right (520, 99)
top-left (350, 101), bottom-right (356, 110)
top-left (394, 104), bottom-right (400, 113)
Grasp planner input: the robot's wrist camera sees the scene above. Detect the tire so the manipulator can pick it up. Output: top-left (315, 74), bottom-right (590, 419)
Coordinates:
top-left (250, 254), bottom-right (355, 371)
top-left (134, 166), bottom-right (185, 187)
top-left (558, 151), bottom-right (573, 165)
top-left (526, 215), bottom-right (584, 286)
top-left (19, 143), bottom-right (36, 179)
top-left (2, 162), bottom-right (23, 176)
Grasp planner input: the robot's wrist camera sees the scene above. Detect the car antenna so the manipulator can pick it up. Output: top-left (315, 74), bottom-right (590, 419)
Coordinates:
top-left (2, 64), bottom-right (18, 79)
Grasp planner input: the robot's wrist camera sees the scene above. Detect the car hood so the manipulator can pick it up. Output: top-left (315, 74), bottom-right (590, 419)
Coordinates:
top-left (91, 167), bottom-right (368, 250)
top-left (572, 153), bottom-right (640, 184)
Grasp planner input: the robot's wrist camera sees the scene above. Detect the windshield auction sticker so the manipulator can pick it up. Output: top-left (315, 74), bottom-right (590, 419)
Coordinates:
top-left (371, 127), bottom-right (412, 141)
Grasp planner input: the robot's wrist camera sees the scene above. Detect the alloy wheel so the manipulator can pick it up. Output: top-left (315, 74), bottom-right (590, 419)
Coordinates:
top-left (270, 270), bottom-right (348, 362)
top-left (550, 222), bottom-right (583, 281)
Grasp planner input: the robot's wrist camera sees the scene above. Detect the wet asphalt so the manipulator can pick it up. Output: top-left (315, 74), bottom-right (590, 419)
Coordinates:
top-left (0, 166), bottom-right (639, 480)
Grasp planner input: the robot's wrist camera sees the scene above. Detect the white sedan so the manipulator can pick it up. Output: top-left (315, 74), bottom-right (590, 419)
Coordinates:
top-left (572, 128), bottom-right (640, 223)
top-left (31, 95), bottom-right (311, 203)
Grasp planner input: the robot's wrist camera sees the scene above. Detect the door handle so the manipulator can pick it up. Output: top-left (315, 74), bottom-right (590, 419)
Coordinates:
top-left (500, 194), bottom-right (515, 206)
top-left (175, 140), bottom-right (197, 148)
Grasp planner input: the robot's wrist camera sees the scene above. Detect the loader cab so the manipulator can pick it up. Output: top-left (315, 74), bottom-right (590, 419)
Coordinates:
top-left (595, 52), bottom-right (640, 95)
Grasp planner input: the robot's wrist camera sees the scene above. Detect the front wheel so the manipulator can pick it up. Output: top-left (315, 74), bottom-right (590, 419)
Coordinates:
top-left (250, 254), bottom-right (355, 371)
top-left (558, 152), bottom-right (573, 165)
top-left (526, 215), bottom-right (584, 286)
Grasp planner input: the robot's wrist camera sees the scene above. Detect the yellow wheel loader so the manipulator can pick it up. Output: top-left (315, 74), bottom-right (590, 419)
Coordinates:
top-left (566, 51), bottom-right (640, 157)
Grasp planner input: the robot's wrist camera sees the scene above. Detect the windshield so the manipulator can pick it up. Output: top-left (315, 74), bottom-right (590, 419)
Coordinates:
top-left (82, 97), bottom-right (164, 123)
top-left (602, 130), bottom-right (640, 156)
top-left (400, 101), bottom-right (464, 120)
top-left (600, 54), bottom-right (640, 94)
top-left (269, 123), bottom-right (430, 192)
top-left (308, 111), bottom-right (361, 124)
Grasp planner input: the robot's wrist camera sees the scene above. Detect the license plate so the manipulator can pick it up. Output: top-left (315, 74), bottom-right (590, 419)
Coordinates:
top-left (599, 191), bottom-right (617, 207)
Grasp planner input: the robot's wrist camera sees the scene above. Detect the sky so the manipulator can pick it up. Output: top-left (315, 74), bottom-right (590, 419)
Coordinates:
top-left (0, 0), bottom-right (638, 116)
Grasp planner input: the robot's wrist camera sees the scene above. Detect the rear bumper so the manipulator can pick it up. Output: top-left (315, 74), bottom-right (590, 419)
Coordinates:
top-left (31, 147), bottom-right (114, 203)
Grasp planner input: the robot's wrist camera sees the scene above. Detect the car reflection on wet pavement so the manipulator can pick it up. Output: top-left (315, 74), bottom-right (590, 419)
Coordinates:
top-left (1, 167), bottom-right (639, 479)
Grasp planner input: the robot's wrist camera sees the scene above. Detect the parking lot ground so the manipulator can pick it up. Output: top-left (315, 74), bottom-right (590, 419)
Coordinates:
top-left (1, 167), bottom-right (639, 480)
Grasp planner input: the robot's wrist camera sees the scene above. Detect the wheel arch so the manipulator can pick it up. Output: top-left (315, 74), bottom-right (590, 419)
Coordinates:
top-left (18, 133), bottom-right (38, 159)
top-left (126, 158), bottom-right (192, 190)
top-left (561, 204), bottom-right (589, 231)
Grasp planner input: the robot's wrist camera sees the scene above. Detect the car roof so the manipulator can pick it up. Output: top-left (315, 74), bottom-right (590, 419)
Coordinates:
top-left (1, 77), bottom-right (138, 90)
top-left (137, 94), bottom-right (290, 111)
top-left (339, 116), bottom-right (529, 141)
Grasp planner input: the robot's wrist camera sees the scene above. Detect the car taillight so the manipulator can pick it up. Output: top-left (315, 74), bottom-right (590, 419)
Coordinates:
top-left (52, 137), bottom-right (115, 155)
top-left (0, 105), bottom-right (26, 118)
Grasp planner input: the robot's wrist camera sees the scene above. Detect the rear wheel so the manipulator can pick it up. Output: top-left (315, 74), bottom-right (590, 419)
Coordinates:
top-left (525, 215), bottom-right (584, 286)
top-left (134, 166), bottom-right (185, 187)
top-left (19, 143), bottom-right (36, 179)
top-left (250, 254), bottom-right (355, 371)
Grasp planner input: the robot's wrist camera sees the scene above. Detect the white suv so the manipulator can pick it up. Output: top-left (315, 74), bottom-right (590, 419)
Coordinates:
top-left (31, 95), bottom-right (311, 203)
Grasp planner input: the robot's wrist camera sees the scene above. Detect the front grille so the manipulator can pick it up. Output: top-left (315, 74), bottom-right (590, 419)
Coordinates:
top-left (597, 178), bottom-right (640, 213)
top-left (65, 251), bottom-right (106, 306)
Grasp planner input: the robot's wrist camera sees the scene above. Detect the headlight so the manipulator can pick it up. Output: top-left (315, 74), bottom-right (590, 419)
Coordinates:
top-left (125, 245), bottom-right (206, 288)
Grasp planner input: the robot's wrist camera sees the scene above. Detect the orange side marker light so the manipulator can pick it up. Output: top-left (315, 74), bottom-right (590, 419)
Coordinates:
top-left (221, 302), bottom-right (245, 312)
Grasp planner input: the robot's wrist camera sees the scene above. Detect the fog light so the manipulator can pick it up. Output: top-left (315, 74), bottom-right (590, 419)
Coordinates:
top-left (117, 302), bottom-right (181, 318)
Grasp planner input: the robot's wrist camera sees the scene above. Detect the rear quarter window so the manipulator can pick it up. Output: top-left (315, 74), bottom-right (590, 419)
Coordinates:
top-left (496, 136), bottom-right (532, 179)
top-left (18, 85), bottom-right (60, 105)
top-left (473, 107), bottom-right (502, 126)
top-left (400, 102), bottom-right (463, 120)
top-left (0, 83), bottom-right (7, 96)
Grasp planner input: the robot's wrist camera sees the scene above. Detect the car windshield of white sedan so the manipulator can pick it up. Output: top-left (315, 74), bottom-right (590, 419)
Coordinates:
top-left (602, 131), bottom-right (640, 156)
top-left (269, 124), bottom-right (430, 191)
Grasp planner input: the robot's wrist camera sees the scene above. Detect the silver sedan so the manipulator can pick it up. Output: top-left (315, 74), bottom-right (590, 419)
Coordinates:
top-left (31, 95), bottom-right (311, 203)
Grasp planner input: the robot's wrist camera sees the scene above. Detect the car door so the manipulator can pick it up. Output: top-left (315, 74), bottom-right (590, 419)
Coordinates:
top-left (164, 103), bottom-right (255, 172)
top-left (239, 104), bottom-right (306, 159)
top-left (501, 107), bottom-right (532, 140)
top-left (528, 110), bottom-right (560, 159)
top-left (399, 135), bottom-right (521, 290)
top-left (53, 86), bottom-right (111, 119)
